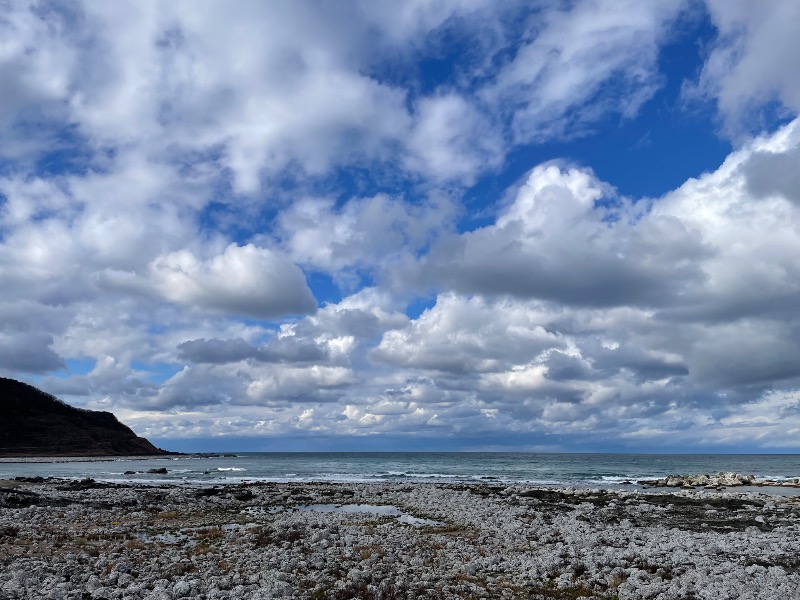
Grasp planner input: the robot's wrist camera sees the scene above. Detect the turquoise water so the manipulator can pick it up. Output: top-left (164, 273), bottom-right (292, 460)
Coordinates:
top-left (2, 452), bottom-right (800, 487)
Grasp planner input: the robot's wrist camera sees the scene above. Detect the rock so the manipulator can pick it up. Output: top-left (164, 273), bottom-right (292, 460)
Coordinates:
top-left (641, 472), bottom-right (762, 488)
top-left (172, 581), bottom-right (191, 597)
top-left (233, 489), bottom-right (255, 501)
top-left (147, 468), bottom-right (168, 474)
top-left (58, 478), bottom-right (100, 491)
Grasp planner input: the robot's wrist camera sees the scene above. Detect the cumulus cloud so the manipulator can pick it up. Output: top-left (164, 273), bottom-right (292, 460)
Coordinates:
top-left (742, 128), bottom-right (800, 206)
top-left (412, 163), bottom-right (708, 307)
top-left (0, 3), bottom-right (78, 161)
top-left (69, 2), bottom-right (410, 191)
top-left (0, 301), bottom-right (71, 375)
top-left (149, 244), bottom-right (317, 319)
top-left (367, 119), bottom-right (800, 445)
top-left (0, 0), bottom-right (704, 198)
top-left (177, 336), bottom-right (327, 365)
top-left (278, 193), bottom-right (457, 278)
top-left (405, 94), bottom-right (504, 182)
top-left (0, 332), bottom-right (65, 374)
top-left (177, 338), bottom-right (260, 364)
top-left (0, 1), bottom-right (507, 191)
top-left (372, 293), bottom-right (564, 374)
top-left (651, 119), bottom-right (800, 324)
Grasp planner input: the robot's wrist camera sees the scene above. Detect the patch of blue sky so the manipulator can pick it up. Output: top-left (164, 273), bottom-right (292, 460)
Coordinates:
top-left (198, 199), bottom-right (258, 243)
top-left (404, 295), bottom-right (437, 320)
top-left (62, 358), bottom-right (95, 377)
top-left (364, 30), bottom-right (470, 101)
top-left (32, 125), bottom-right (95, 178)
top-left (322, 164), bottom-right (415, 208)
top-left (131, 361), bottom-right (182, 385)
top-left (306, 271), bottom-right (343, 306)
top-left (0, 193), bottom-right (8, 240)
top-left (736, 97), bottom-right (798, 138)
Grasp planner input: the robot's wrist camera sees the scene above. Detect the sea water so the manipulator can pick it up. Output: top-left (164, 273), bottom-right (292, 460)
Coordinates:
top-left (2, 452), bottom-right (800, 488)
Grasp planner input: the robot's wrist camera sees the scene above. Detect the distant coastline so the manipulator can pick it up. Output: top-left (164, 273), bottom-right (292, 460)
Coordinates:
top-left (0, 454), bottom-right (177, 462)
top-left (0, 452), bottom-right (234, 463)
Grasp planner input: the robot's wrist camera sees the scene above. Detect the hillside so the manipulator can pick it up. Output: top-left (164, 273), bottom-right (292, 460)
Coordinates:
top-left (0, 378), bottom-right (169, 457)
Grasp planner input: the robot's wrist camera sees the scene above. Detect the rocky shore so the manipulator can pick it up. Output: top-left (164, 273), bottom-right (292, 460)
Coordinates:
top-left (2, 479), bottom-right (799, 599)
top-left (637, 471), bottom-right (800, 490)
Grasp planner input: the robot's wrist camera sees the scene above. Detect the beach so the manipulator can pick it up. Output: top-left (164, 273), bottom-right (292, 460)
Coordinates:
top-left (1, 479), bottom-right (799, 599)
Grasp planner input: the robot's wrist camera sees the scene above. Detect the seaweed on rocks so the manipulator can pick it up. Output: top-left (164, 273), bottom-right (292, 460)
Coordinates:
top-left (233, 488), bottom-right (255, 502)
top-left (0, 488), bottom-right (39, 508)
top-left (195, 486), bottom-right (224, 497)
top-left (56, 478), bottom-right (107, 491)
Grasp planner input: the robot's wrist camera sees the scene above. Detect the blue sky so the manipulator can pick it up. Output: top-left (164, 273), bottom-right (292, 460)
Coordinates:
top-left (2, 0), bottom-right (800, 452)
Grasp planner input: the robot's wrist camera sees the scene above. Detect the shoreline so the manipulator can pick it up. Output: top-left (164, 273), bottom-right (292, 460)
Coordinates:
top-left (2, 480), bottom-right (799, 598)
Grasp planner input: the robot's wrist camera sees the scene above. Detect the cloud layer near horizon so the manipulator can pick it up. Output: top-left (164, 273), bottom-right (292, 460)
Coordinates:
top-left (2, 0), bottom-right (800, 451)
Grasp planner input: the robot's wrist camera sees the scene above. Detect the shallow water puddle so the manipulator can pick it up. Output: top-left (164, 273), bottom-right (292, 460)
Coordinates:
top-left (296, 503), bottom-right (444, 527)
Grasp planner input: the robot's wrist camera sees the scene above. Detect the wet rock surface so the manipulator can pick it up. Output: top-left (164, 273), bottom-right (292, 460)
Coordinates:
top-left (1, 480), bottom-right (799, 599)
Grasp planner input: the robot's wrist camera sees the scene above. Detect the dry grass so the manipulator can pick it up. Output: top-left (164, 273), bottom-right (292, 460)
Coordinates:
top-left (155, 510), bottom-right (180, 520)
top-left (193, 526), bottom-right (225, 541)
top-left (354, 544), bottom-right (385, 560)
top-left (252, 524), bottom-right (306, 547)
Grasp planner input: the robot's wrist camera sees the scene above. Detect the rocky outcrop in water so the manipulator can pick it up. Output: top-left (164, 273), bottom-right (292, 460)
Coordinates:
top-left (638, 471), bottom-right (800, 489)
top-left (0, 378), bottom-right (169, 457)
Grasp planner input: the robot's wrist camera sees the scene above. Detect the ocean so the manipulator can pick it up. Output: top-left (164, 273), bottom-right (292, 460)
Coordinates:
top-left (2, 452), bottom-right (800, 489)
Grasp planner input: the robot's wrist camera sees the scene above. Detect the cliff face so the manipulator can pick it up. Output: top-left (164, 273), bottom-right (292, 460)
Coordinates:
top-left (0, 378), bottom-right (169, 457)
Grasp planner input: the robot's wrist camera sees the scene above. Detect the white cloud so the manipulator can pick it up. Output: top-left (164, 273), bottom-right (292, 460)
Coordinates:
top-left (405, 94), bottom-right (504, 182)
top-left (652, 119), bottom-right (800, 323)
top-left (698, 0), bottom-right (800, 136)
top-left (0, 0), bottom-right (703, 196)
top-left (0, 3), bottom-right (78, 160)
top-left (13, 118), bottom-right (800, 445)
top-left (372, 293), bottom-right (564, 374)
top-left (149, 243), bottom-right (316, 319)
top-left (365, 119), bottom-right (800, 445)
top-left (485, 0), bottom-right (687, 142)
top-left (245, 364), bottom-right (357, 403)
top-left (0, 176), bottom-right (75, 228)
top-left (1, 1), bottom-right (496, 191)
top-left (412, 162), bottom-right (707, 306)
top-left (278, 193), bottom-right (457, 276)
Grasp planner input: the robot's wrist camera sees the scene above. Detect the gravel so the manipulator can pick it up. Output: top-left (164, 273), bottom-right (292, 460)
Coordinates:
top-left (1, 479), bottom-right (799, 599)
